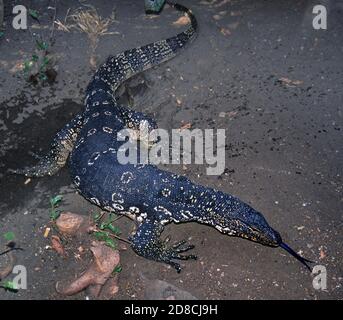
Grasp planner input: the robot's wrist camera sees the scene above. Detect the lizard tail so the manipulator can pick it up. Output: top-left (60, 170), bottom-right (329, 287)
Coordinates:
top-left (88, 2), bottom-right (198, 97)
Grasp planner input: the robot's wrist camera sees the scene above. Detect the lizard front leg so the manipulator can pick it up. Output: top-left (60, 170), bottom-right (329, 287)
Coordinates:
top-left (117, 106), bottom-right (159, 149)
top-left (9, 114), bottom-right (84, 177)
top-left (129, 219), bottom-right (197, 272)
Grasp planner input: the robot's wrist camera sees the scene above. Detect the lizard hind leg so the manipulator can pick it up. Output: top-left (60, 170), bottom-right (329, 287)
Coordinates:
top-left (130, 219), bottom-right (197, 273)
top-left (9, 114), bottom-right (84, 178)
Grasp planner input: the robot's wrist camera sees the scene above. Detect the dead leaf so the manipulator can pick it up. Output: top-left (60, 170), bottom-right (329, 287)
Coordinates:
top-left (173, 15), bottom-right (190, 26)
top-left (9, 61), bottom-right (24, 73)
top-left (51, 235), bottom-right (66, 256)
top-left (74, 253), bottom-right (82, 261)
top-left (220, 27), bottom-right (231, 36)
top-left (54, 19), bottom-right (71, 32)
top-left (278, 77), bottom-right (303, 87)
top-left (319, 249), bottom-right (326, 260)
top-left (179, 122), bottom-right (192, 130)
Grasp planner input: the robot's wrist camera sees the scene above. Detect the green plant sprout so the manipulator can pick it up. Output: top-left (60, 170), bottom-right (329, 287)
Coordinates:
top-left (0, 280), bottom-right (18, 293)
top-left (28, 9), bottom-right (39, 20)
top-left (113, 264), bottom-right (122, 274)
top-left (91, 212), bottom-right (125, 254)
top-left (3, 232), bottom-right (15, 242)
top-left (23, 40), bottom-right (51, 82)
top-left (49, 195), bottom-right (63, 221)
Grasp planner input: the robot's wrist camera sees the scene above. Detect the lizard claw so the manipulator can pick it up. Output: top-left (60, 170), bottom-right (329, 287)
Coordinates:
top-left (172, 239), bottom-right (187, 248)
top-left (170, 261), bottom-right (182, 273)
top-left (167, 251), bottom-right (197, 273)
top-left (164, 239), bottom-right (197, 272)
top-left (131, 222), bottom-right (197, 273)
top-left (172, 239), bottom-right (195, 253)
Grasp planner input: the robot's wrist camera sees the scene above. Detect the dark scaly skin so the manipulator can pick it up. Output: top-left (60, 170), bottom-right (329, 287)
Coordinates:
top-left (12, 2), bottom-right (312, 273)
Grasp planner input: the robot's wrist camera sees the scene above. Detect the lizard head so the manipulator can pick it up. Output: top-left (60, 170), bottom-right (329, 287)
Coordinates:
top-left (214, 203), bottom-right (313, 270)
top-left (217, 205), bottom-right (283, 247)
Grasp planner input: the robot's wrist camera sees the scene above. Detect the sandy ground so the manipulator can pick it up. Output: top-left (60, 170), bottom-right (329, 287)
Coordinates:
top-left (0, 0), bottom-right (342, 300)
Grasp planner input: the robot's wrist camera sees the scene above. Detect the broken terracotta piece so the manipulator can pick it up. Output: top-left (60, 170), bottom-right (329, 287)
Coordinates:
top-left (56, 241), bottom-right (120, 299)
top-left (51, 235), bottom-right (66, 256)
top-left (56, 212), bottom-right (85, 235)
top-left (55, 212), bottom-right (92, 236)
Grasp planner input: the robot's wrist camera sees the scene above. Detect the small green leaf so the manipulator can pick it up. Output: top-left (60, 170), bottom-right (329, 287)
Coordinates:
top-left (113, 265), bottom-right (122, 273)
top-left (29, 9), bottom-right (39, 20)
top-left (42, 56), bottom-right (50, 65)
top-left (31, 54), bottom-right (39, 62)
top-left (93, 231), bottom-right (110, 241)
top-left (3, 232), bottom-right (15, 241)
top-left (105, 238), bottom-right (117, 249)
top-left (39, 73), bottom-right (47, 81)
top-left (36, 40), bottom-right (49, 51)
top-left (93, 212), bottom-right (102, 222)
top-left (50, 195), bottom-right (63, 206)
top-left (23, 60), bottom-right (33, 73)
top-left (108, 213), bottom-right (117, 221)
top-left (1, 281), bottom-right (18, 292)
top-left (99, 222), bottom-right (107, 230)
top-left (50, 209), bottom-right (60, 221)
top-left (106, 224), bottom-right (121, 235)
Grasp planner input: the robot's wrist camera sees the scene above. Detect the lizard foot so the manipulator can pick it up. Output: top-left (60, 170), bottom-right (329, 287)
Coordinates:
top-left (161, 238), bottom-right (197, 273)
top-left (131, 221), bottom-right (197, 273)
